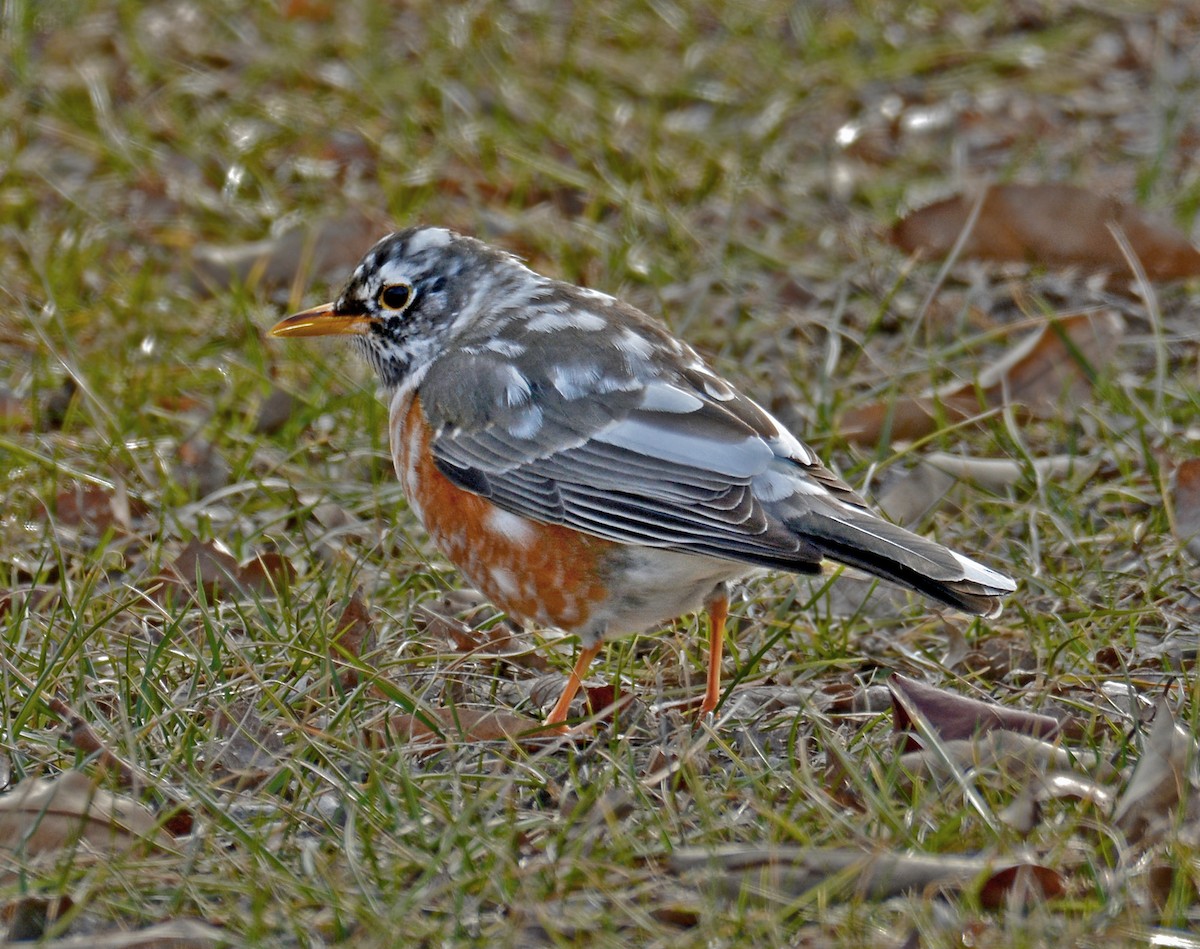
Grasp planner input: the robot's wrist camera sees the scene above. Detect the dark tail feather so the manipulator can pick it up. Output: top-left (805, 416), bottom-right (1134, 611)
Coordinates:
top-left (788, 504), bottom-right (1015, 617)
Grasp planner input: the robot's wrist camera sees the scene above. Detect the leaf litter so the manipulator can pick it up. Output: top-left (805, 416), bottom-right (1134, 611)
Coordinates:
top-left (4, 1), bottom-right (1200, 944)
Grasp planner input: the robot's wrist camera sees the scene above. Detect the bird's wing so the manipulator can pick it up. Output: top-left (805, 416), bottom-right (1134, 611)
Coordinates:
top-left (416, 320), bottom-right (859, 566)
top-left (417, 312), bottom-right (1015, 614)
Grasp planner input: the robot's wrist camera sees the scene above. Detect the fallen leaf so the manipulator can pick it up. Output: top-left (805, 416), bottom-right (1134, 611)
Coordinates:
top-left (878, 453), bottom-right (1103, 524)
top-left (42, 482), bottom-right (147, 533)
top-left (417, 605), bottom-right (551, 673)
top-left (666, 845), bottom-right (1063, 904)
top-left (4, 918), bottom-right (229, 948)
top-left (1172, 458), bottom-right (1200, 564)
top-left (0, 771), bottom-right (171, 880)
top-left (253, 385), bottom-right (296, 435)
top-left (155, 539), bottom-right (295, 602)
top-left (189, 208), bottom-right (387, 296)
top-left (385, 707), bottom-right (548, 747)
top-left (895, 731), bottom-right (1118, 791)
top-left (841, 310), bottom-right (1124, 445)
top-left (1113, 701), bottom-right (1197, 845)
top-left (890, 674), bottom-right (1076, 746)
top-left (892, 184), bottom-right (1200, 280)
top-left (977, 863), bottom-right (1067, 909)
top-left (235, 550), bottom-right (297, 593)
top-left (201, 699), bottom-right (284, 789)
top-left (330, 588), bottom-right (377, 687)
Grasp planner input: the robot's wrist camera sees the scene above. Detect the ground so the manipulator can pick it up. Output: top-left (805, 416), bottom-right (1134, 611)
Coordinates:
top-left (2, 1), bottom-right (1200, 946)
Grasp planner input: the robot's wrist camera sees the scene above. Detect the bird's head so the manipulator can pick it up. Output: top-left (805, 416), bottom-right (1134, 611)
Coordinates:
top-left (269, 225), bottom-right (527, 388)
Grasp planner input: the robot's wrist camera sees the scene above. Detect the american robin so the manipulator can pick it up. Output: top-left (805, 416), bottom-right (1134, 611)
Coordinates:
top-left (270, 226), bottom-right (1015, 729)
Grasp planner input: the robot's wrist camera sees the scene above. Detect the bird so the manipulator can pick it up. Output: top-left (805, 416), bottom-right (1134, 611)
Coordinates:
top-left (270, 225), bottom-right (1016, 730)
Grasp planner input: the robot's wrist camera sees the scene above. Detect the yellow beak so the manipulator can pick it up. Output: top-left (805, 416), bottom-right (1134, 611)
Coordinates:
top-left (269, 302), bottom-right (376, 338)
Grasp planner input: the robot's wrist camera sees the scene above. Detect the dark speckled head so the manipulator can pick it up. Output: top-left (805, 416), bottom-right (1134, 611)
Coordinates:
top-left (270, 225), bottom-right (534, 389)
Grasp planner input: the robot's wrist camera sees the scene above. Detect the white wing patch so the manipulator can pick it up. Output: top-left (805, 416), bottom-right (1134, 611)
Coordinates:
top-left (506, 403), bottom-right (544, 439)
top-left (951, 551), bottom-right (1017, 591)
top-left (639, 382), bottom-right (704, 413)
top-left (526, 310), bottom-right (609, 332)
top-left (548, 362), bottom-right (603, 399)
top-left (496, 365), bottom-right (532, 407)
top-left (595, 416), bottom-right (772, 478)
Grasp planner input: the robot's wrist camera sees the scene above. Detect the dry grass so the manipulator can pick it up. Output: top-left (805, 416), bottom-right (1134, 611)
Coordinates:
top-left (2, 1), bottom-right (1199, 945)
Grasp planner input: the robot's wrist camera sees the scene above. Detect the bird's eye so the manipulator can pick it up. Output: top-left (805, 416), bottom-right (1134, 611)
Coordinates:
top-left (378, 283), bottom-right (413, 311)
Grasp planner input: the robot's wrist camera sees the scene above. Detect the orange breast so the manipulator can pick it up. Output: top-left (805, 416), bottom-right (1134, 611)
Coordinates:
top-left (391, 390), bottom-right (617, 633)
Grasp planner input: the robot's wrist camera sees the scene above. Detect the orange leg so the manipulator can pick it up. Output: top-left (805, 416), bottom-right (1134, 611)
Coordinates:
top-left (698, 593), bottom-right (729, 717)
top-left (544, 641), bottom-right (604, 730)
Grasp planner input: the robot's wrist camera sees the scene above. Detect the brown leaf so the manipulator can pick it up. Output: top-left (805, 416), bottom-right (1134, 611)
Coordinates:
top-left (155, 539), bottom-right (294, 602)
top-left (235, 550), bottom-right (297, 593)
top-left (977, 864), bottom-right (1067, 909)
top-left (892, 183), bottom-right (1200, 280)
top-left (158, 538), bottom-right (239, 599)
top-left (202, 699), bottom-right (284, 789)
top-left (330, 588), bottom-right (377, 687)
top-left (44, 482), bottom-right (147, 533)
top-left (417, 605), bottom-right (551, 673)
top-left (385, 707), bottom-right (547, 746)
top-left (841, 310), bottom-right (1124, 445)
top-left (0, 772), bottom-right (171, 879)
top-left (1113, 701), bottom-right (1197, 845)
top-left (5, 918), bottom-right (229, 948)
top-left (895, 731), bottom-right (1118, 791)
top-left (890, 674), bottom-right (1073, 746)
top-left (1172, 458), bottom-right (1200, 564)
top-left (253, 385), bottom-right (296, 435)
top-left (667, 845), bottom-right (1063, 904)
top-left (189, 208), bottom-right (388, 296)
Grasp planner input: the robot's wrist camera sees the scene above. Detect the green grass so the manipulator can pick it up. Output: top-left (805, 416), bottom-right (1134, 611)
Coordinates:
top-left (1, 0), bottom-right (1198, 945)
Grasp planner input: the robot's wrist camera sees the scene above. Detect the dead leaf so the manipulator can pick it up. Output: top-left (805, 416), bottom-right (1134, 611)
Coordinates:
top-left (1113, 701), bottom-right (1197, 845)
top-left (890, 674), bottom-right (1076, 746)
top-left (190, 208), bottom-right (387, 296)
top-left (1172, 458), bottom-right (1200, 564)
top-left (878, 453), bottom-right (1103, 524)
top-left (385, 707), bottom-right (547, 747)
top-left (0, 772), bottom-right (171, 880)
top-left (202, 699), bottom-right (284, 789)
top-left (892, 183), bottom-right (1200, 280)
top-left (43, 482), bottom-right (147, 533)
top-left (841, 310), bottom-right (1124, 445)
top-left (330, 588), bottom-right (377, 687)
top-left (174, 437), bottom-right (231, 498)
top-left (977, 863), bottom-right (1067, 909)
top-left (3, 918), bottom-right (229, 948)
top-left (235, 550), bottom-right (297, 593)
top-left (253, 385), bottom-right (296, 435)
top-left (666, 845), bottom-right (1063, 904)
top-left (155, 538), bottom-right (294, 602)
top-left (895, 731), bottom-right (1118, 791)
top-left (45, 697), bottom-right (141, 790)
top-left (876, 462), bottom-right (959, 525)
top-left (417, 605), bottom-right (551, 673)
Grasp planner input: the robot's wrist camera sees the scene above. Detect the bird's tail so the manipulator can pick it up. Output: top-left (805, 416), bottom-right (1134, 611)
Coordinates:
top-left (786, 502), bottom-right (1016, 617)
